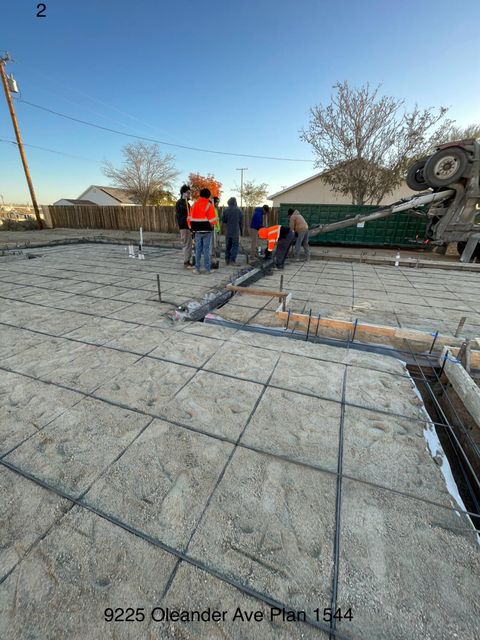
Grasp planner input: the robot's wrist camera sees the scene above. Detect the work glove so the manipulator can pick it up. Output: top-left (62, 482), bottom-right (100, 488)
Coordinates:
top-left (264, 249), bottom-right (272, 260)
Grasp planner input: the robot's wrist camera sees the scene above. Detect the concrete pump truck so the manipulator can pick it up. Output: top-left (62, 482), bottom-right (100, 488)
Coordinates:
top-left (308, 139), bottom-right (480, 262)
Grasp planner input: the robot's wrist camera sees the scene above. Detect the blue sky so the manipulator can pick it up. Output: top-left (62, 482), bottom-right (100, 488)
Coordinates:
top-left (1, 0), bottom-right (479, 204)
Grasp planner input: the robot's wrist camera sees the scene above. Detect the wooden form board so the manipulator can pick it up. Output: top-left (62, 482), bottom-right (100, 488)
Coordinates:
top-left (439, 346), bottom-right (480, 370)
top-left (275, 310), bottom-right (472, 351)
top-left (439, 352), bottom-right (480, 428)
top-left (227, 284), bottom-right (288, 298)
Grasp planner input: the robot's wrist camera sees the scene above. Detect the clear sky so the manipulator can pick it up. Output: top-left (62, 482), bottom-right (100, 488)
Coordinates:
top-left (1, 0), bottom-right (479, 204)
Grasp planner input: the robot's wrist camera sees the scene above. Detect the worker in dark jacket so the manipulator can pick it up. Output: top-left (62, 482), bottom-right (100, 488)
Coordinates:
top-left (222, 197), bottom-right (244, 265)
top-left (249, 204), bottom-right (269, 258)
top-left (175, 184), bottom-right (192, 268)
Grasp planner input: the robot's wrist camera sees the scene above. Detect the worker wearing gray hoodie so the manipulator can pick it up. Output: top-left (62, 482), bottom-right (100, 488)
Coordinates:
top-left (222, 197), bottom-right (244, 264)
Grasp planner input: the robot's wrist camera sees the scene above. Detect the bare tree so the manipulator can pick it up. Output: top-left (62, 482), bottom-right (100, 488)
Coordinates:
top-left (234, 179), bottom-right (269, 207)
top-left (300, 82), bottom-right (453, 205)
top-left (103, 142), bottom-right (179, 206)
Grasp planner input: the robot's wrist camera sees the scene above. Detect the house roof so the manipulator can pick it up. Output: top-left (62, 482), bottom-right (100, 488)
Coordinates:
top-left (78, 185), bottom-right (138, 204)
top-left (268, 160), bottom-right (401, 200)
top-left (268, 172), bottom-right (324, 200)
top-left (56, 199), bottom-right (97, 205)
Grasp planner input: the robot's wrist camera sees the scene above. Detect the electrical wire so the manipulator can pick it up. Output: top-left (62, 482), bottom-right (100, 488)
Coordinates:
top-left (18, 99), bottom-right (313, 163)
top-left (17, 62), bottom-right (194, 142)
top-left (0, 137), bottom-right (101, 163)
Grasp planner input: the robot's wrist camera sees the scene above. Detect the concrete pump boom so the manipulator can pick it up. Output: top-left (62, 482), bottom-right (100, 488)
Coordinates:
top-left (308, 190), bottom-right (454, 237)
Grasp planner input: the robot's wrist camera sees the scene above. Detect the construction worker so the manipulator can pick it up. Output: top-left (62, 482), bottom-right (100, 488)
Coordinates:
top-left (187, 188), bottom-right (217, 274)
top-left (211, 196), bottom-right (221, 264)
top-left (222, 197), bottom-right (244, 265)
top-left (175, 184), bottom-right (193, 268)
top-left (249, 204), bottom-right (269, 259)
top-left (258, 224), bottom-right (294, 269)
top-left (288, 208), bottom-right (310, 261)
top-left (212, 196), bottom-right (221, 233)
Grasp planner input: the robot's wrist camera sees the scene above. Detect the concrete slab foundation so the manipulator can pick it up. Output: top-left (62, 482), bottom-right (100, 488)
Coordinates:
top-left (0, 244), bottom-right (478, 640)
top-left (217, 260), bottom-right (480, 341)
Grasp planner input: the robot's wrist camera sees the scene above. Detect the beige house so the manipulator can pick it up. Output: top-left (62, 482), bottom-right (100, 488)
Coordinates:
top-left (76, 185), bottom-right (139, 206)
top-left (269, 172), bottom-right (415, 207)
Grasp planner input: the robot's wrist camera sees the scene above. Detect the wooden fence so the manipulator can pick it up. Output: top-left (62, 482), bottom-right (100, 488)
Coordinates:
top-left (46, 205), bottom-right (279, 235)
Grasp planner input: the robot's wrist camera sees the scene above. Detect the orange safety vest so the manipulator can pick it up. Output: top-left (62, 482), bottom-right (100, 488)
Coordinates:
top-left (187, 197), bottom-right (217, 230)
top-left (258, 225), bottom-right (281, 252)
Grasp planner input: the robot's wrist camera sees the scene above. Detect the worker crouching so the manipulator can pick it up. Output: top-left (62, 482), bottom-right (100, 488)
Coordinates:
top-left (258, 225), bottom-right (294, 269)
top-left (187, 188), bottom-right (217, 274)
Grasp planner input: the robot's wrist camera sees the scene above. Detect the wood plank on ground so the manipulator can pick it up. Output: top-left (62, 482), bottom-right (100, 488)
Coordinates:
top-left (227, 285), bottom-right (288, 298)
top-left (275, 310), bottom-right (473, 350)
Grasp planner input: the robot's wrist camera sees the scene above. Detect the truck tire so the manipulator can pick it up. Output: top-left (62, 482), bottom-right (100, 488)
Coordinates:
top-left (423, 147), bottom-right (468, 188)
top-left (406, 158), bottom-right (429, 191)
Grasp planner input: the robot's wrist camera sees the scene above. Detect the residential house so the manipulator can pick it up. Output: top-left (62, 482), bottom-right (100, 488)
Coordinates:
top-left (75, 185), bottom-right (139, 206)
top-left (53, 198), bottom-right (97, 206)
top-left (269, 172), bottom-right (415, 207)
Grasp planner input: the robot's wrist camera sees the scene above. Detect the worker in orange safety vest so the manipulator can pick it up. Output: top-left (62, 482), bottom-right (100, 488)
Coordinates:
top-left (258, 225), bottom-right (294, 269)
top-left (187, 188), bottom-right (217, 274)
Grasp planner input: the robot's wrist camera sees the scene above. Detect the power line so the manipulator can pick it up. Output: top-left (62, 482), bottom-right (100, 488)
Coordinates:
top-left (18, 99), bottom-right (313, 163)
top-left (19, 62), bottom-right (191, 143)
top-left (0, 137), bottom-right (101, 163)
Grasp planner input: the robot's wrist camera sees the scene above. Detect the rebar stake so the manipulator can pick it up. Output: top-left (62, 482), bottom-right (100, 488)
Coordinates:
top-left (279, 274), bottom-right (284, 309)
top-left (454, 316), bottom-right (467, 337)
top-left (439, 349), bottom-right (449, 378)
top-left (305, 308), bottom-right (312, 341)
top-left (351, 318), bottom-right (359, 342)
top-left (314, 313), bottom-right (321, 341)
top-left (429, 330), bottom-right (439, 354)
top-left (156, 274), bottom-right (162, 303)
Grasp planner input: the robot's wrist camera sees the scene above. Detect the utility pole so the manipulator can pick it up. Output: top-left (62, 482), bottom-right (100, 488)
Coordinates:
top-left (236, 167), bottom-right (248, 207)
top-left (0, 53), bottom-right (43, 229)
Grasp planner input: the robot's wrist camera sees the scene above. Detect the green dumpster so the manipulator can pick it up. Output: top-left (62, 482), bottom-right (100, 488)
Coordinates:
top-left (279, 203), bottom-right (428, 247)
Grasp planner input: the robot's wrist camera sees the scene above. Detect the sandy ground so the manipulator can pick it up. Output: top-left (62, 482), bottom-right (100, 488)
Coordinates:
top-left (0, 244), bottom-right (479, 640)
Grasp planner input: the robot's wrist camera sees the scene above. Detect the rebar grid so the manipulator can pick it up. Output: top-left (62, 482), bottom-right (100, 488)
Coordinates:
top-left (1, 244), bottom-right (479, 640)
